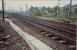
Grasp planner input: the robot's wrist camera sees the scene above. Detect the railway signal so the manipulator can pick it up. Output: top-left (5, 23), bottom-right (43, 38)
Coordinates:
top-left (2, 0), bottom-right (5, 21)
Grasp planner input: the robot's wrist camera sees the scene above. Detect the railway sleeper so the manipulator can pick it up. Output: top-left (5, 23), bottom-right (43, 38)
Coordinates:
top-left (37, 29), bottom-right (44, 32)
top-left (0, 41), bottom-right (4, 44)
top-left (0, 41), bottom-right (10, 45)
top-left (41, 32), bottom-right (47, 35)
top-left (58, 40), bottom-right (67, 44)
top-left (0, 26), bottom-right (6, 33)
top-left (50, 36), bottom-right (69, 44)
top-left (0, 42), bottom-right (10, 48)
top-left (0, 30), bottom-right (5, 33)
top-left (45, 33), bottom-right (54, 37)
top-left (32, 27), bottom-right (39, 30)
top-left (0, 34), bottom-right (6, 37)
top-left (53, 37), bottom-right (62, 40)
top-left (27, 24), bottom-right (31, 28)
top-left (68, 45), bottom-right (76, 49)
top-left (51, 36), bottom-right (59, 40)
top-left (58, 39), bottom-right (75, 46)
top-left (0, 35), bottom-right (10, 39)
top-left (0, 35), bottom-right (11, 41)
top-left (59, 40), bottom-right (75, 45)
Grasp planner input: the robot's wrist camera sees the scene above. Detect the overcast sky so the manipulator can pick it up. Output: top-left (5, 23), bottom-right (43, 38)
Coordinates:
top-left (0, 0), bottom-right (77, 11)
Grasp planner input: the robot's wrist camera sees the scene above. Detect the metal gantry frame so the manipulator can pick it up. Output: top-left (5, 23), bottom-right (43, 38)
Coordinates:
top-left (2, 0), bottom-right (5, 21)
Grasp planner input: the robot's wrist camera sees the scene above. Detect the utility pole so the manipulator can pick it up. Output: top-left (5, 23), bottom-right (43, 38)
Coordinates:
top-left (2, 0), bottom-right (5, 21)
top-left (57, 0), bottom-right (60, 17)
top-left (68, 0), bottom-right (72, 21)
top-left (26, 4), bottom-right (28, 15)
top-left (20, 8), bottom-right (22, 13)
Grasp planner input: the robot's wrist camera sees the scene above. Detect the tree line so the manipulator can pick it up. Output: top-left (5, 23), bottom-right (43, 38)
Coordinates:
top-left (28, 5), bottom-right (77, 21)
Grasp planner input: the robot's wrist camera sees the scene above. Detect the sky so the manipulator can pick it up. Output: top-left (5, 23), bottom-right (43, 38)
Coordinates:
top-left (0, 0), bottom-right (77, 12)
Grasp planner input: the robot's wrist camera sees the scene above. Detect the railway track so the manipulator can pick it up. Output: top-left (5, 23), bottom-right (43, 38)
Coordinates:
top-left (24, 16), bottom-right (76, 35)
top-left (11, 13), bottom-right (76, 47)
top-left (43, 20), bottom-right (76, 34)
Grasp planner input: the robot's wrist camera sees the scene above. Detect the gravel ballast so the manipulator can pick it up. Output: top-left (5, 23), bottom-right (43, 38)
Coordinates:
top-left (0, 20), bottom-right (31, 50)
